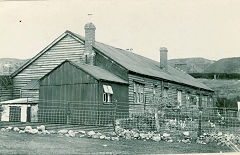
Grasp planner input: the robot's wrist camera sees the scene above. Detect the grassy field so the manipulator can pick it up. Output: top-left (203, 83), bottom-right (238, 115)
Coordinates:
top-left (0, 130), bottom-right (233, 154)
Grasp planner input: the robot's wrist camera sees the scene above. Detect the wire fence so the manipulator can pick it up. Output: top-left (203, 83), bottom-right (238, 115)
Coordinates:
top-left (1, 100), bottom-right (240, 135)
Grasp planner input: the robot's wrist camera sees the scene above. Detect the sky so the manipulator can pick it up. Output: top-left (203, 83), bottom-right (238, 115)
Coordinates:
top-left (0, 0), bottom-right (240, 62)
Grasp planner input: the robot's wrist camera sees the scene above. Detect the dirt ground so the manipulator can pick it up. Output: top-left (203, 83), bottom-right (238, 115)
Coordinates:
top-left (0, 130), bottom-right (233, 155)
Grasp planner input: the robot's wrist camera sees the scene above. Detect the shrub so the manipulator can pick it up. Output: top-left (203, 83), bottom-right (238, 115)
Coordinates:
top-left (116, 113), bottom-right (156, 131)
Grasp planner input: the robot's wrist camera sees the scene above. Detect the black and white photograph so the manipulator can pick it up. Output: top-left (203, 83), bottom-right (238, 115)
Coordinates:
top-left (0, 0), bottom-right (240, 154)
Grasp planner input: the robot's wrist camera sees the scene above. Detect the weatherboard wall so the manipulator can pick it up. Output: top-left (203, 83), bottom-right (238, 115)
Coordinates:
top-left (21, 89), bottom-right (39, 100)
top-left (128, 73), bottom-right (214, 114)
top-left (12, 34), bottom-right (85, 99)
top-left (0, 85), bottom-right (13, 102)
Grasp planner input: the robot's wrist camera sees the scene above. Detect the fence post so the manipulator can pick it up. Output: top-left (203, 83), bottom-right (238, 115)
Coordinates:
top-left (66, 102), bottom-right (70, 124)
top-left (198, 108), bottom-right (203, 137)
top-left (113, 102), bottom-right (117, 130)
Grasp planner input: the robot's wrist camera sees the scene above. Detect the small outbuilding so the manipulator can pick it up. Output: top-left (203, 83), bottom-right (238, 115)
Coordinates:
top-left (0, 98), bottom-right (38, 122)
top-left (38, 60), bottom-right (129, 125)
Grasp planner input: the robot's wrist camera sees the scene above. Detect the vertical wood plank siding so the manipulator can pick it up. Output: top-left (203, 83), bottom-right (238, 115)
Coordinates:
top-left (13, 35), bottom-right (85, 99)
top-left (98, 81), bottom-right (129, 124)
top-left (39, 62), bottom-right (99, 124)
top-left (128, 73), bottom-right (213, 114)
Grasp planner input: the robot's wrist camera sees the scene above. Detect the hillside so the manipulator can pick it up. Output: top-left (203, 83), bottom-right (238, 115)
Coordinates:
top-left (0, 58), bottom-right (26, 75)
top-left (197, 78), bottom-right (240, 108)
top-left (168, 57), bottom-right (215, 73)
top-left (198, 79), bottom-right (240, 99)
top-left (204, 57), bottom-right (240, 73)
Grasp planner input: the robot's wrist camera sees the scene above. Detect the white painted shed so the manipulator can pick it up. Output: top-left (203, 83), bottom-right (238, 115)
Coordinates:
top-left (0, 98), bottom-right (38, 122)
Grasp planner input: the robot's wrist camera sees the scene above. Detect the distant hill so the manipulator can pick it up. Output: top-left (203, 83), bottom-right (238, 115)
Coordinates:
top-left (168, 57), bottom-right (215, 73)
top-left (204, 57), bottom-right (240, 73)
top-left (0, 58), bottom-right (27, 75)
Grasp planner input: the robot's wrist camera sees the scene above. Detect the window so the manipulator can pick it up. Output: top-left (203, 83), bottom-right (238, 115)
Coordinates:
top-left (208, 97), bottom-right (213, 107)
top-left (133, 82), bottom-right (144, 103)
top-left (177, 90), bottom-right (182, 106)
top-left (85, 55), bottom-right (88, 64)
top-left (163, 87), bottom-right (168, 98)
top-left (186, 92), bottom-right (190, 106)
top-left (196, 95), bottom-right (200, 106)
top-left (103, 93), bottom-right (111, 103)
top-left (186, 92), bottom-right (190, 101)
top-left (153, 84), bottom-right (158, 95)
top-left (202, 96), bottom-right (207, 107)
top-left (190, 96), bottom-right (195, 105)
top-left (103, 85), bottom-right (113, 103)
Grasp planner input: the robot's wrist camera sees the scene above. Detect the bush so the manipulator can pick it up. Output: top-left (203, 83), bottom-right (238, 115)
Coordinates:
top-left (116, 113), bottom-right (156, 131)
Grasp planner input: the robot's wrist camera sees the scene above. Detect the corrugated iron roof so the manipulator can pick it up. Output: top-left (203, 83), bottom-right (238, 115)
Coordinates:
top-left (11, 30), bottom-right (213, 91)
top-left (41, 60), bottom-right (128, 84)
top-left (71, 32), bottom-right (212, 91)
top-left (72, 62), bottom-right (128, 84)
top-left (22, 79), bottom-right (39, 90)
top-left (70, 61), bottom-right (129, 84)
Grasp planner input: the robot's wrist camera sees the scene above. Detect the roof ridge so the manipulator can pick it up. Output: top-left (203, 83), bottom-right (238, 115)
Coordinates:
top-left (69, 30), bottom-right (212, 91)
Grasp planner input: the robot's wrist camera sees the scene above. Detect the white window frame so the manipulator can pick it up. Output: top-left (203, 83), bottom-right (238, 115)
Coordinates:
top-left (103, 85), bottom-right (113, 103)
top-left (196, 95), bottom-right (200, 106)
top-left (153, 84), bottom-right (157, 95)
top-left (186, 92), bottom-right (190, 101)
top-left (177, 90), bottom-right (182, 106)
top-left (163, 87), bottom-right (168, 98)
top-left (133, 82), bottom-right (144, 103)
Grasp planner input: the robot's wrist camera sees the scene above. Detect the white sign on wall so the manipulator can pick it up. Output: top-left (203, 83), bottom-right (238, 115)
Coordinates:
top-left (238, 102), bottom-right (240, 111)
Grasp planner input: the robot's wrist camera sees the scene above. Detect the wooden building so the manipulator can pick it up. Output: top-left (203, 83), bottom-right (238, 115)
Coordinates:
top-left (38, 60), bottom-right (128, 124)
top-left (1, 23), bottom-right (214, 124)
top-left (0, 75), bottom-right (13, 102)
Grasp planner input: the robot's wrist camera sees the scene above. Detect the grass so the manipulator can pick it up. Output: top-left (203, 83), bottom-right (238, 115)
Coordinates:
top-left (0, 130), bottom-right (233, 154)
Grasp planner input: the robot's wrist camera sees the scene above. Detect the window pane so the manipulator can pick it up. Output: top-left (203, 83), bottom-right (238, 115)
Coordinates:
top-left (107, 94), bottom-right (111, 102)
top-left (140, 93), bottom-right (144, 103)
top-left (134, 83), bottom-right (136, 92)
top-left (103, 93), bottom-right (106, 102)
top-left (163, 88), bottom-right (168, 98)
top-left (177, 91), bottom-right (182, 106)
top-left (138, 92), bottom-right (140, 103)
top-left (134, 92), bottom-right (137, 103)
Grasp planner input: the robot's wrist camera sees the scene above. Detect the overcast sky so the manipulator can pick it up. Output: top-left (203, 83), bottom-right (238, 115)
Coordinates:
top-left (0, 0), bottom-right (240, 61)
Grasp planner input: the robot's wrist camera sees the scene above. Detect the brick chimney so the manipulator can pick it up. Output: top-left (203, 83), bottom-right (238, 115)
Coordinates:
top-left (160, 47), bottom-right (168, 70)
top-left (84, 22), bottom-right (96, 65)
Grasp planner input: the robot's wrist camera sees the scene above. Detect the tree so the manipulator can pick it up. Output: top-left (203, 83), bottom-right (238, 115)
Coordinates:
top-left (149, 93), bottom-right (175, 132)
